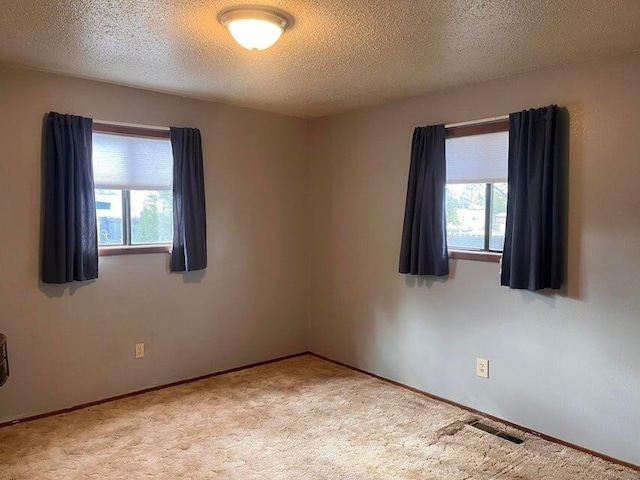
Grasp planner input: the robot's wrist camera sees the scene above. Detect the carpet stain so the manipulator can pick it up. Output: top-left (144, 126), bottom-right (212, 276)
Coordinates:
top-left (434, 419), bottom-right (474, 440)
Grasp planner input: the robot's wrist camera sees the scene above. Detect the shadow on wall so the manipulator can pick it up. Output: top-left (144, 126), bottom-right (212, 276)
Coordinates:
top-left (403, 259), bottom-right (456, 288)
top-left (404, 275), bottom-right (448, 288)
top-left (517, 289), bottom-right (558, 308)
top-left (38, 280), bottom-right (96, 298)
top-left (163, 251), bottom-right (207, 283)
top-left (559, 105), bottom-right (583, 301)
top-left (37, 257), bottom-right (206, 297)
top-left (179, 268), bottom-right (206, 284)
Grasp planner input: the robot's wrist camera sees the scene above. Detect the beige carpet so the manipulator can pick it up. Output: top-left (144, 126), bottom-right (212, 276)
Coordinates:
top-left (0, 355), bottom-right (636, 479)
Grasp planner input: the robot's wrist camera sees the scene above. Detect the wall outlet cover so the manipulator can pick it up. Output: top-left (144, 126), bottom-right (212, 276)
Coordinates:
top-left (135, 343), bottom-right (145, 359)
top-left (476, 358), bottom-right (489, 378)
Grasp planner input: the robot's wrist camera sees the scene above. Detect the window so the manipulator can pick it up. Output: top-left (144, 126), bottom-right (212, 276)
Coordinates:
top-left (92, 124), bottom-right (173, 255)
top-left (445, 122), bottom-right (508, 260)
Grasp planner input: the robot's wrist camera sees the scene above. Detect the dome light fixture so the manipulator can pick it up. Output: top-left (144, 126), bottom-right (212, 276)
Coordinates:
top-left (219, 7), bottom-right (289, 51)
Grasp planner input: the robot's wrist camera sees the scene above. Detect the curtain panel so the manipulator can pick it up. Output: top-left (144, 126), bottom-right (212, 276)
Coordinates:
top-left (169, 127), bottom-right (207, 272)
top-left (42, 112), bottom-right (98, 283)
top-left (501, 105), bottom-right (564, 290)
top-left (399, 125), bottom-right (449, 276)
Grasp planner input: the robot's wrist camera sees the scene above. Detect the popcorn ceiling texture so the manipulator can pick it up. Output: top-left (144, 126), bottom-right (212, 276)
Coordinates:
top-left (0, 355), bottom-right (637, 479)
top-left (1, 1), bottom-right (640, 117)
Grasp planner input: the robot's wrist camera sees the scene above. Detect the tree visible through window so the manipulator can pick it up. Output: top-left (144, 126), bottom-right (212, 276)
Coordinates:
top-left (131, 190), bottom-right (173, 244)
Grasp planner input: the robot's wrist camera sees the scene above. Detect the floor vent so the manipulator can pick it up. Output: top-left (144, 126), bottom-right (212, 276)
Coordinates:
top-left (468, 420), bottom-right (524, 444)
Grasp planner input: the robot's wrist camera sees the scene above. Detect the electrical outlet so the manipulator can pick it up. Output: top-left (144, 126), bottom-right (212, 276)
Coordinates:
top-left (135, 343), bottom-right (145, 359)
top-left (476, 358), bottom-right (489, 378)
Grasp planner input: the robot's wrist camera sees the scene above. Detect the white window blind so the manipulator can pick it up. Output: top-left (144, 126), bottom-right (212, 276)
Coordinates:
top-left (446, 131), bottom-right (508, 184)
top-left (92, 132), bottom-right (173, 190)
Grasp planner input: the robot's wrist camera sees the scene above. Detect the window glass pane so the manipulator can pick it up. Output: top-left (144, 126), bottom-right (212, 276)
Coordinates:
top-left (490, 183), bottom-right (508, 251)
top-left (446, 183), bottom-right (486, 250)
top-left (446, 131), bottom-right (508, 184)
top-left (95, 189), bottom-right (123, 245)
top-left (130, 190), bottom-right (173, 245)
top-left (93, 133), bottom-right (173, 190)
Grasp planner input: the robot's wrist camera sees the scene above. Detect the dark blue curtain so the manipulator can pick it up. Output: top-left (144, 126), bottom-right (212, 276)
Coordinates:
top-left (170, 127), bottom-right (207, 272)
top-left (42, 112), bottom-right (98, 283)
top-left (399, 125), bottom-right (449, 276)
top-left (501, 105), bottom-right (564, 290)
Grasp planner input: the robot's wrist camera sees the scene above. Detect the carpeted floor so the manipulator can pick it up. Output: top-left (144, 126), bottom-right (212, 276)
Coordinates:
top-left (0, 355), bottom-right (636, 479)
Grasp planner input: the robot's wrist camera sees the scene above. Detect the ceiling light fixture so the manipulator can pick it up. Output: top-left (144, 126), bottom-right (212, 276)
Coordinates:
top-left (219, 7), bottom-right (289, 51)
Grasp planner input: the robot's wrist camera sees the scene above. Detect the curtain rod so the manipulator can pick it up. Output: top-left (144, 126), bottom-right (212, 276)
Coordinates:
top-left (93, 119), bottom-right (170, 131)
top-left (445, 115), bottom-right (508, 129)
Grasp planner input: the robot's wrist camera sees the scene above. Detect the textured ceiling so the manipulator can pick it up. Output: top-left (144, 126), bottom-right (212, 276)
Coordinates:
top-left (1, 1), bottom-right (640, 117)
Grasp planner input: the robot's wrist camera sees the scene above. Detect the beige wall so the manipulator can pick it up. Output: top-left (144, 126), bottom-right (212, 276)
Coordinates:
top-left (0, 66), bottom-right (309, 422)
top-left (309, 52), bottom-right (640, 465)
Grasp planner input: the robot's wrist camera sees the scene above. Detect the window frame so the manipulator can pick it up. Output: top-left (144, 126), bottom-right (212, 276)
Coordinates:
top-left (444, 120), bottom-right (508, 264)
top-left (93, 122), bottom-right (173, 257)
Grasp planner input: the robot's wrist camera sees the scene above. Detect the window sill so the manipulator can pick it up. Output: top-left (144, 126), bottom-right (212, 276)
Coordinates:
top-left (99, 245), bottom-right (171, 256)
top-left (449, 249), bottom-right (501, 263)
